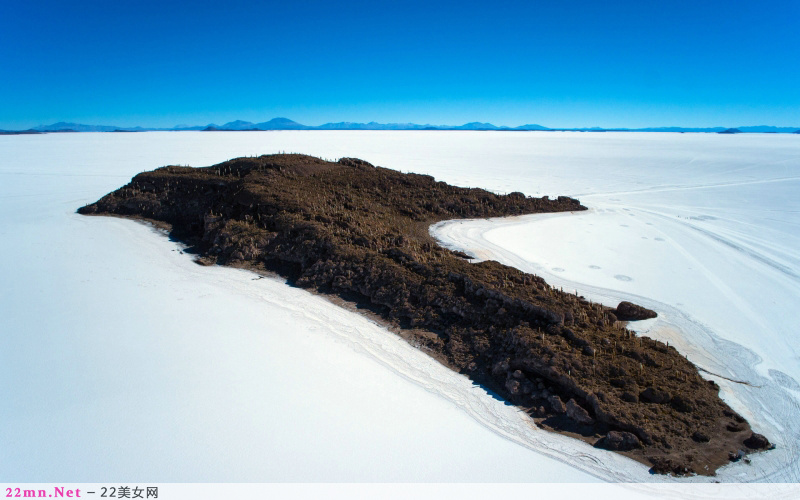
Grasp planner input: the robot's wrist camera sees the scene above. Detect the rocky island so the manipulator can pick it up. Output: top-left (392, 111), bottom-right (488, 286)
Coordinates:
top-left (79, 154), bottom-right (771, 475)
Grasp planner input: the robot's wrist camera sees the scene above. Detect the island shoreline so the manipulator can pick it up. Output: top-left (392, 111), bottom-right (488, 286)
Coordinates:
top-left (78, 153), bottom-right (773, 476)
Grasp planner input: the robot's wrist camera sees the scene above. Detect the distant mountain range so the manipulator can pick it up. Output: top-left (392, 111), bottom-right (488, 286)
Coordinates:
top-left (2, 118), bottom-right (799, 134)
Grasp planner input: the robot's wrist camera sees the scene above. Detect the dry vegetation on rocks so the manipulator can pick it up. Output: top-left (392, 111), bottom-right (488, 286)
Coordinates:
top-left (79, 154), bottom-right (772, 475)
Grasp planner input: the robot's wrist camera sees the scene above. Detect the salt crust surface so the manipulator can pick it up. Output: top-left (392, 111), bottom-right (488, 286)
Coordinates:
top-left (1, 131), bottom-right (798, 485)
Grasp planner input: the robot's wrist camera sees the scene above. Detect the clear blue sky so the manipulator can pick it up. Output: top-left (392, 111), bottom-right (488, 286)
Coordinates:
top-left (1, 0), bottom-right (798, 129)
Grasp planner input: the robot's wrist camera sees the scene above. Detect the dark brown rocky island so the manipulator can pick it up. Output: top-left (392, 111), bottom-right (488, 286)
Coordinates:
top-left (79, 154), bottom-right (771, 476)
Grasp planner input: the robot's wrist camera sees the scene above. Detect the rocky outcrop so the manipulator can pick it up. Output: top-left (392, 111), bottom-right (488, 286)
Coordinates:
top-left (744, 432), bottom-right (771, 450)
top-left (78, 153), bottom-right (771, 475)
top-left (598, 431), bottom-right (641, 451)
top-left (614, 301), bottom-right (657, 321)
top-left (548, 395), bottom-right (566, 414)
top-left (566, 398), bottom-right (594, 425)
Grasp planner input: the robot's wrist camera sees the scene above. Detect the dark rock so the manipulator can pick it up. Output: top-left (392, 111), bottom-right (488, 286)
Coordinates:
top-left (723, 409), bottom-right (746, 423)
top-left (566, 399), bottom-right (594, 425)
top-left (743, 432), bottom-right (771, 450)
top-left (598, 431), bottom-right (641, 451)
top-left (670, 395), bottom-right (694, 413)
top-left (650, 457), bottom-right (694, 476)
top-left (692, 431), bottom-right (710, 443)
top-left (614, 301), bottom-right (657, 321)
top-left (640, 387), bottom-right (671, 404)
top-left (726, 421), bottom-right (746, 432)
top-left (548, 394), bottom-right (566, 413)
top-left (451, 250), bottom-right (472, 260)
top-left (505, 378), bottom-right (521, 395)
top-left (492, 360), bottom-right (509, 376)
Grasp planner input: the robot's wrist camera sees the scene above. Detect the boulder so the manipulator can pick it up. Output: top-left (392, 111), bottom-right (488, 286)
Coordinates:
top-left (614, 301), bottom-right (657, 321)
top-left (520, 379), bottom-right (534, 395)
top-left (670, 395), bottom-right (694, 413)
top-left (491, 360), bottom-right (509, 376)
top-left (640, 387), bottom-right (671, 404)
top-left (548, 394), bottom-right (566, 413)
top-left (505, 378), bottom-right (521, 395)
top-left (566, 399), bottom-right (594, 425)
top-left (598, 431), bottom-right (641, 451)
top-left (650, 457), bottom-right (693, 475)
top-left (743, 432), bottom-right (771, 450)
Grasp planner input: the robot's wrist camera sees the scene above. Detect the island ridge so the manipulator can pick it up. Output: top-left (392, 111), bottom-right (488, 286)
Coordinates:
top-left (78, 154), bottom-right (773, 475)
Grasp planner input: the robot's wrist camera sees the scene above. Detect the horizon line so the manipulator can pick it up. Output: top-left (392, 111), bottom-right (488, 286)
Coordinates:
top-left (3, 118), bottom-right (800, 134)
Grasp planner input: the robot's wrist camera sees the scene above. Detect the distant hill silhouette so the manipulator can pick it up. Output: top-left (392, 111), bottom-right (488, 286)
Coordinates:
top-left (10, 119), bottom-right (799, 134)
top-left (0, 129), bottom-right (42, 135)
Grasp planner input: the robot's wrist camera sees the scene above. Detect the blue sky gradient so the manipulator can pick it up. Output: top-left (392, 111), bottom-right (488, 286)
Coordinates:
top-left (1, 0), bottom-right (798, 129)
